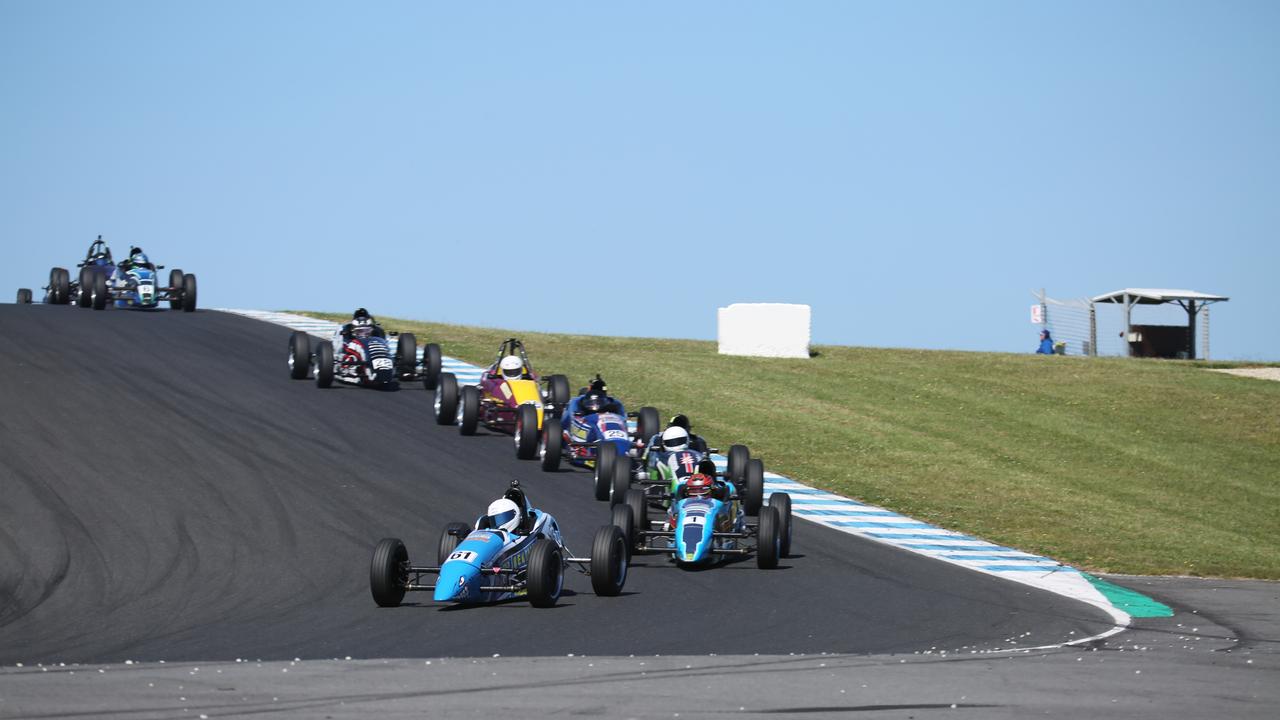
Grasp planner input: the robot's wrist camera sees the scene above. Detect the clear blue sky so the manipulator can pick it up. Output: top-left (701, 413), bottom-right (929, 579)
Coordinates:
top-left (3, 2), bottom-right (1277, 359)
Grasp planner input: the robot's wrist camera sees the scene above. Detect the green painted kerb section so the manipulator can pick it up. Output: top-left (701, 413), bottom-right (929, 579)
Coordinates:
top-left (1084, 574), bottom-right (1174, 618)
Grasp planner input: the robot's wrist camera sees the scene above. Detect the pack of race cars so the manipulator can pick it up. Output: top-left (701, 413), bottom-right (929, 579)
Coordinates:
top-left (16, 238), bottom-right (794, 610)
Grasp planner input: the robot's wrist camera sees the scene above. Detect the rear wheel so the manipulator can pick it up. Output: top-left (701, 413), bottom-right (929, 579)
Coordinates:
top-left (727, 445), bottom-right (750, 486)
top-left (395, 333), bottom-right (417, 379)
top-left (370, 538), bottom-right (408, 607)
top-left (514, 404), bottom-right (538, 459)
top-left (168, 269), bottom-right (184, 310)
top-left (421, 343), bottom-right (442, 390)
top-left (434, 373), bottom-right (459, 424)
top-left (539, 416), bottom-right (563, 471)
top-left (743, 458), bottom-right (765, 516)
top-left (314, 342), bottom-right (334, 388)
top-left (90, 272), bottom-right (108, 310)
top-left (769, 492), bottom-right (792, 557)
top-left (625, 488), bottom-right (648, 550)
top-left (637, 407), bottom-right (660, 444)
top-left (756, 507), bottom-right (781, 569)
top-left (590, 525), bottom-right (628, 596)
top-left (458, 385), bottom-right (480, 435)
top-left (610, 503), bottom-right (634, 550)
top-left (610, 454), bottom-right (631, 506)
top-left (77, 268), bottom-right (93, 307)
top-left (49, 267), bottom-right (70, 304)
top-left (288, 331), bottom-right (311, 379)
top-left (526, 540), bottom-right (564, 608)
top-left (437, 522), bottom-right (470, 565)
top-left (181, 273), bottom-right (198, 312)
top-left (593, 442), bottom-right (618, 501)
top-left (547, 374), bottom-right (570, 409)
top-left (16, 288), bottom-right (32, 304)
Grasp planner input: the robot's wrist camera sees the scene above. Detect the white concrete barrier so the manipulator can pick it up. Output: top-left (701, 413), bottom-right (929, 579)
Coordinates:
top-left (717, 303), bottom-right (811, 359)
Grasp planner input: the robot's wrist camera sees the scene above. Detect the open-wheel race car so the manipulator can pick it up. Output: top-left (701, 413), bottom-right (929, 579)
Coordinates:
top-left (537, 377), bottom-right (661, 501)
top-left (286, 325), bottom-right (440, 390)
top-left (432, 339), bottom-right (571, 459)
top-left (369, 482), bottom-right (629, 608)
top-left (612, 427), bottom-right (768, 518)
top-left (612, 466), bottom-right (792, 570)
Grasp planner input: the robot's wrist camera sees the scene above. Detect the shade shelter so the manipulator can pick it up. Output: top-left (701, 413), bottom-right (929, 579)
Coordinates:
top-left (1091, 288), bottom-right (1228, 359)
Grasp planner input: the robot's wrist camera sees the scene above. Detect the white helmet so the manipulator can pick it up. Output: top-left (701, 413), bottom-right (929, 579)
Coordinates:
top-left (661, 426), bottom-right (689, 451)
top-left (499, 355), bottom-right (523, 380)
top-left (484, 498), bottom-right (521, 533)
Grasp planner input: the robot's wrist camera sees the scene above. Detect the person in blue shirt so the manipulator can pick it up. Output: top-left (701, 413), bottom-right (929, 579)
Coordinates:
top-left (1036, 329), bottom-right (1055, 354)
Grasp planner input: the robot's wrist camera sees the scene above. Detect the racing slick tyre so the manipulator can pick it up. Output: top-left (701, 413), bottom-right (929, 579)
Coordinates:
top-left (168, 269), bottom-right (184, 310)
top-left (610, 503), bottom-right (634, 551)
top-left (547, 374), bottom-right (571, 409)
top-left (637, 406), bottom-right (660, 445)
top-left (395, 333), bottom-right (417, 379)
top-left (437, 521), bottom-right (470, 565)
top-left (727, 445), bottom-right (750, 486)
top-left (421, 343), bottom-right (442, 391)
top-left (590, 525), bottom-right (628, 597)
top-left (370, 538), bottom-right (408, 607)
top-left (769, 492), bottom-right (792, 557)
top-left (16, 288), bottom-right (32, 304)
top-left (434, 373), bottom-right (459, 424)
top-left (77, 267), bottom-right (93, 307)
top-left (458, 385), bottom-right (480, 436)
top-left (756, 507), bottom-right (781, 570)
top-left (90, 272), bottom-right (108, 310)
top-left (288, 331), bottom-right (311, 379)
top-left (180, 273), bottom-right (198, 312)
top-left (593, 442), bottom-right (619, 501)
top-left (743, 458), bottom-right (765, 516)
top-left (539, 416), bottom-right (563, 471)
top-left (514, 404), bottom-right (539, 460)
top-left (625, 488), bottom-right (648, 549)
top-left (314, 342), bottom-right (335, 388)
top-left (527, 539), bottom-right (564, 608)
top-left (610, 454), bottom-right (631, 506)
top-left (49, 267), bottom-right (70, 304)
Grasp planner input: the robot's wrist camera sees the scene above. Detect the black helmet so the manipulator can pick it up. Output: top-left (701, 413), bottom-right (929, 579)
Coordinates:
top-left (582, 394), bottom-right (605, 414)
top-left (669, 414), bottom-right (691, 431)
top-left (353, 307), bottom-right (371, 321)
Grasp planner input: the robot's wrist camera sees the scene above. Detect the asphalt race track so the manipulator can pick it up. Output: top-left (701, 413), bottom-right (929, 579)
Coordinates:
top-left (0, 304), bottom-right (1122, 665)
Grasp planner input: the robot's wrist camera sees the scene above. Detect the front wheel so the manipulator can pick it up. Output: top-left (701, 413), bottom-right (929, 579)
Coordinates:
top-left (756, 507), bottom-right (781, 570)
top-left (727, 445), bottom-right (750, 486)
top-left (314, 342), bottom-right (334, 388)
top-left (395, 333), bottom-right (417, 379)
top-left (437, 521), bottom-right (470, 565)
top-left (49, 267), bottom-right (70, 305)
top-left (421, 343), bottom-right (442, 390)
top-left (168, 269), bottom-right (184, 310)
top-left (288, 331), bottom-right (311, 379)
top-left (546, 374), bottom-right (571, 409)
top-left (90, 272), bottom-right (108, 310)
top-left (434, 373), bottom-right (459, 424)
top-left (625, 488), bottom-right (649, 549)
top-left (593, 442), bottom-right (618, 501)
top-left (370, 538), bottom-right (408, 607)
top-left (16, 288), bottom-right (32, 304)
top-left (610, 503), bottom-right (634, 551)
top-left (526, 540), bottom-right (564, 608)
top-left (514, 404), bottom-right (538, 459)
top-left (458, 385), bottom-right (480, 435)
top-left (77, 268), bottom-right (93, 307)
top-left (769, 492), bottom-right (792, 557)
top-left (540, 416), bottom-right (563, 471)
top-left (590, 525), bottom-right (628, 597)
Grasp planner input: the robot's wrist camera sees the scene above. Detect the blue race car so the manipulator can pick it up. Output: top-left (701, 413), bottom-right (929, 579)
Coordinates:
top-left (369, 481), bottom-right (629, 608)
top-left (614, 471), bottom-right (792, 570)
top-left (63, 240), bottom-right (197, 311)
top-left (537, 375), bottom-right (660, 502)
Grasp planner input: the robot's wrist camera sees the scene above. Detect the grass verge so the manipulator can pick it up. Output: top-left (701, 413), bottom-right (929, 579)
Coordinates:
top-left (294, 311), bottom-right (1280, 579)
